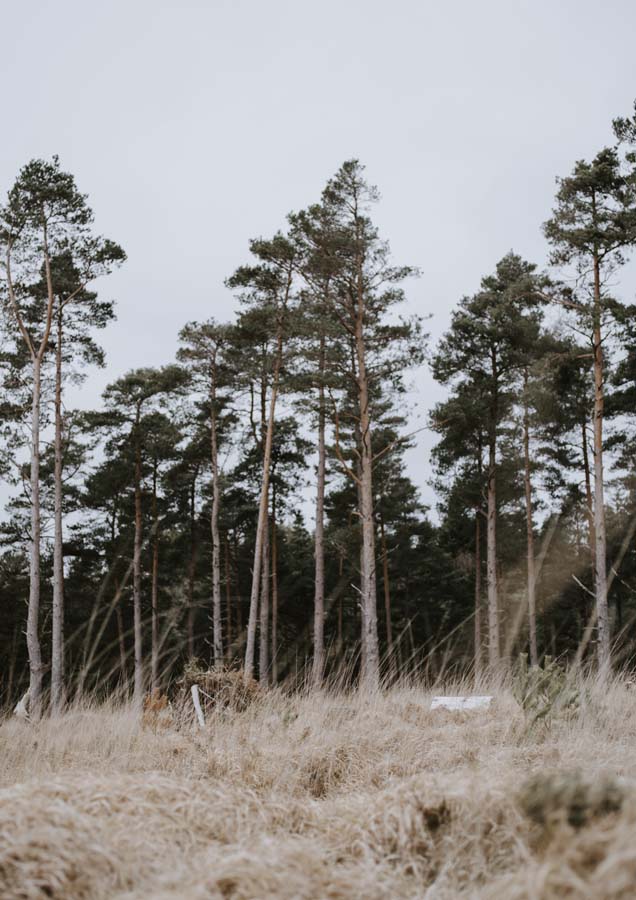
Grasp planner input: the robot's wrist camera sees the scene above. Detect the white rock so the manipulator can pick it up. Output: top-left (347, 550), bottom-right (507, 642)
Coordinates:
top-left (430, 695), bottom-right (493, 711)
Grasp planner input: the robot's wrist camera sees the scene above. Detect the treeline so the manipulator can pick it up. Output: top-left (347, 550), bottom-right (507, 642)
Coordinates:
top-left (2, 102), bottom-right (636, 715)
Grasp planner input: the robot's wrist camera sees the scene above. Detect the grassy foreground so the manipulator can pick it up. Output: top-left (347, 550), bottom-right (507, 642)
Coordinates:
top-left (1, 677), bottom-right (635, 899)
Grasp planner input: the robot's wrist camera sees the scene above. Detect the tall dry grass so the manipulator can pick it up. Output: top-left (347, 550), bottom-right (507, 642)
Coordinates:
top-left (1, 675), bottom-right (635, 899)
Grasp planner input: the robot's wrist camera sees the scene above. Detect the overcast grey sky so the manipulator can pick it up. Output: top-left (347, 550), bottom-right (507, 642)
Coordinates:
top-left (2, 0), bottom-right (636, 512)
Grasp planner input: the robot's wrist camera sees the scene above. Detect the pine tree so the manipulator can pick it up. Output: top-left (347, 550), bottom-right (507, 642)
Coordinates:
top-left (544, 148), bottom-right (636, 671)
top-left (0, 157), bottom-right (124, 717)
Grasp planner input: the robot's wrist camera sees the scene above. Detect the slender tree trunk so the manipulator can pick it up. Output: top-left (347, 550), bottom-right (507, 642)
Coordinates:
top-left (312, 344), bottom-right (326, 688)
top-left (187, 476), bottom-right (197, 659)
top-left (224, 536), bottom-right (233, 655)
top-left (27, 355), bottom-right (44, 720)
top-left (581, 417), bottom-right (596, 607)
top-left (115, 598), bottom-right (127, 686)
top-left (592, 250), bottom-right (610, 671)
top-left (6, 230), bottom-right (56, 720)
top-left (259, 512), bottom-right (270, 684)
top-left (210, 386), bottom-right (223, 667)
top-left (379, 513), bottom-right (394, 679)
top-left (474, 511), bottom-right (482, 680)
top-left (51, 305), bottom-right (65, 713)
top-left (234, 532), bottom-right (243, 636)
top-left (355, 322), bottom-right (380, 690)
top-left (522, 369), bottom-right (538, 666)
top-left (150, 461), bottom-right (159, 692)
top-left (245, 317), bottom-right (286, 680)
top-left (486, 432), bottom-right (499, 668)
top-left (271, 497), bottom-right (279, 684)
top-left (133, 432), bottom-right (143, 706)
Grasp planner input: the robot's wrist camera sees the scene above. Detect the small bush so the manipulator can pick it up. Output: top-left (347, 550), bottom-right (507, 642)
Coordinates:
top-left (512, 654), bottom-right (580, 727)
top-left (174, 660), bottom-right (262, 719)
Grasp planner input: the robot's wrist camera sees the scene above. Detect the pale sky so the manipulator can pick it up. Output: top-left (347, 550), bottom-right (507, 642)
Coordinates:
top-left (2, 0), bottom-right (636, 514)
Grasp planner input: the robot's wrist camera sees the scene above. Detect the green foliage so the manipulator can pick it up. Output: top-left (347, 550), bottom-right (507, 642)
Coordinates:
top-left (512, 653), bottom-right (581, 726)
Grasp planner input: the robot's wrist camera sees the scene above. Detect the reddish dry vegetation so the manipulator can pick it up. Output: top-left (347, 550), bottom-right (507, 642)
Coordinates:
top-left (1, 677), bottom-right (635, 899)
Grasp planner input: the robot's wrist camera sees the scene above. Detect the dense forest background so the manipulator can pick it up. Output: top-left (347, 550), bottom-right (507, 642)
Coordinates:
top-left (3, 100), bottom-right (636, 713)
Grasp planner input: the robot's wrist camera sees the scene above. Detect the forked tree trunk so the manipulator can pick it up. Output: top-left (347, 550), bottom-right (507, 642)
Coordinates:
top-left (51, 305), bottom-right (65, 713)
top-left (592, 249), bottom-right (609, 672)
top-left (210, 384), bottom-right (223, 667)
top-left (522, 369), bottom-right (538, 666)
top-left (312, 345), bottom-right (326, 688)
top-left (133, 434), bottom-right (143, 705)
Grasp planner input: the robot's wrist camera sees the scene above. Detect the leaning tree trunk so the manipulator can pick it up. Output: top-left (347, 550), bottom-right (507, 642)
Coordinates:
top-left (133, 436), bottom-right (144, 706)
top-left (210, 393), bottom-right (223, 668)
top-left (27, 355), bottom-right (44, 720)
top-left (592, 251), bottom-right (610, 672)
top-left (51, 306), bottom-right (66, 713)
top-left (312, 349), bottom-right (327, 689)
top-left (522, 369), bottom-right (538, 666)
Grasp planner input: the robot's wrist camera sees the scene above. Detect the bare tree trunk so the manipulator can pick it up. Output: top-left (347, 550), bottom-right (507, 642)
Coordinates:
top-left (379, 513), bottom-right (394, 680)
top-left (133, 434), bottom-right (143, 706)
top-left (271, 497), bottom-right (279, 684)
top-left (474, 511), bottom-right (482, 680)
top-left (224, 536), bottom-right (233, 655)
top-left (244, 311), bottom-right (287, 679)
top-left (312, 346), bottom-right (326, 688)
top-left (6, 230), bottom-right (56, 720)
top-left (186, 475), bottom-right (197, 659)
top-left (592, 249), bottom-right (609, 672)
top-left (582, 418), bottom-right (596, 574)
top-left (115, 599), bottom-right (127, 686)
top-left (355, 321), bottom-right (379, 690)
top-left (210, 389), bottom-right (223, 667)
top-left (150, 461), bottom-right (159, 692)
top-left (522, 369), bottom-right (538, 666)
top-left (51, 306), bottom-right (65, 713)
top-left (27, 356), bottom-right (45, 720)
top-left (259, 512), bottom-right (270, 685)
top-left (486, 434), bottom-right (499, 669)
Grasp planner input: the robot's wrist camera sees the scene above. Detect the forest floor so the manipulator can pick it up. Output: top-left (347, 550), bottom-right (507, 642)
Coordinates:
top-left (1, 677), bottom-right (636, 899)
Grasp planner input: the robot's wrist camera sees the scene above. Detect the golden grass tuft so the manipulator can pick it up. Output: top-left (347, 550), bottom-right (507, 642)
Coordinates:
top-left (1, 676), bottom-right (635, 898)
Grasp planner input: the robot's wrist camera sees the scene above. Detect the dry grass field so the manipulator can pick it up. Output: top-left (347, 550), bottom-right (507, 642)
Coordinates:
top-left (1, 676), bottom-right (636, 899)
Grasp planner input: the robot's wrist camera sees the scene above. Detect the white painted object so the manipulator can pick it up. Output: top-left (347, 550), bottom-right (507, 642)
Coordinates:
top-left (431, 695), bottom-right (493, 711)
top-left (13, 690), bottom-right (30, 720)
top-left (191, 684), bottom-right (205, 728)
